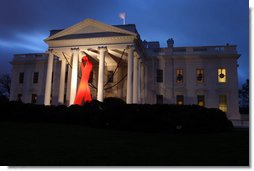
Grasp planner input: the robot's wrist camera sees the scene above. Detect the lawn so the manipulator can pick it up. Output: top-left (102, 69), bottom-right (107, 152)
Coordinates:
top-left (0, 121), bottom-right (249, 166)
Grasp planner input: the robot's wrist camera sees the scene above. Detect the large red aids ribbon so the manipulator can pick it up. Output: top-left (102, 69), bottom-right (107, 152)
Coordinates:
top-left (74, 56), bottom-right (93, 105)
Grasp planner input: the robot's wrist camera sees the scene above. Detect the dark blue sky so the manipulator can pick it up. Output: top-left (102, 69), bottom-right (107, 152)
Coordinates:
top-left (0, 0), bottom-right (249, 85)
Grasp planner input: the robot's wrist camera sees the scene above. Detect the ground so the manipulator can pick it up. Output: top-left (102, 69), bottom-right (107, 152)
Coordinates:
top-left (0, 122), bottom-right (249, 166)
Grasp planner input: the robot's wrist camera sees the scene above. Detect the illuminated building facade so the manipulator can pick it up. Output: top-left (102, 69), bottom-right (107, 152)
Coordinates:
top-left (9, 19), bottom-right (240, 119)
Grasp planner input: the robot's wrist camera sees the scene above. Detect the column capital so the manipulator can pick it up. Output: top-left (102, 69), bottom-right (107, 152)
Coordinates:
top-left (71, 47), bottom-right (80, 52)
top-left (127, 45), bottom-right (135, 50)
top-left (47, 48), bottom-right (54, 53)
top-left (98, 46), bottom-right (107, 51)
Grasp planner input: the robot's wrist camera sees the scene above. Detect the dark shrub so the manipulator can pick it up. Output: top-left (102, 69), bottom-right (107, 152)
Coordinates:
top-left (239, 107), bottom-right (249, 115)
top-left (0, 101), bottom-right (233, 133)
top-left (104, 97), bottom-right (126, 106)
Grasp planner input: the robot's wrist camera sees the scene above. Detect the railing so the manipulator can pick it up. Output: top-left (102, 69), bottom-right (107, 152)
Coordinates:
top-left (231, 119), bottom-right (249, 128)
top-left (172, 45), bottom-right (237, 55)
top-left (13, 54), bottom-right (48, 61)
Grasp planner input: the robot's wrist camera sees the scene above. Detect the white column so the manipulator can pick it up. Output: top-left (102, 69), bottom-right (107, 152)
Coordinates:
top-left (126, 46), bottom-right (134, 104)
top-left (137, 59), bottom-right (141, 103)
top-left (66, 64), bottom-right (72, 105)
top-left (58, 58), bottom-right (66, 104)
top-left (44, 50), bottom-right (54, 105)
top-left (133, 55), bottom-right (138, 103)
top-left (69, 48), bottom-right (79, 105)
top-left (97, 47), bottom-right (107, 102)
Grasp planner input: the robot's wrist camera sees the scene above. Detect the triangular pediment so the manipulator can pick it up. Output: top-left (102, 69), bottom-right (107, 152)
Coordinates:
top-left (45, 18), bottom-right (136, 41)
top-left (75, 25), bottom-right (105, 34)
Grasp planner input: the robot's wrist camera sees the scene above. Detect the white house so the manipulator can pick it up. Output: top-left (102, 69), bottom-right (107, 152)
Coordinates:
top-left (9, 18), bottom-right (241, 119)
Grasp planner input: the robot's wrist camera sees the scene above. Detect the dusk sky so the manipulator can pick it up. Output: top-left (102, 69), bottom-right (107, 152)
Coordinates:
top-left (0, 0), bottom-right (249, 85)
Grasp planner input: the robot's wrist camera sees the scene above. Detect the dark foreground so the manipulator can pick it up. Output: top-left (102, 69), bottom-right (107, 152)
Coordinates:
top-left (0, 122), bottom-right (249, 166)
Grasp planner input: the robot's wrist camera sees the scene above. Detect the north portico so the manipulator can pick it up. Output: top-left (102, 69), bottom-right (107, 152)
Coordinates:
top-left (43, 18), bottom-right (143, 105)
top-left (10, 18), bottom-right (241, 120)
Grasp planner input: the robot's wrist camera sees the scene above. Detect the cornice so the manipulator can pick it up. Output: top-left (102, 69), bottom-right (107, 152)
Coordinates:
top-left (45, 18), bottom-right (137, 42)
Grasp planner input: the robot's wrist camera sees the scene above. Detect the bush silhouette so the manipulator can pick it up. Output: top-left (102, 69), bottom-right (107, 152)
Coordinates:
top-left (0, 100), bottom-right (233, 133)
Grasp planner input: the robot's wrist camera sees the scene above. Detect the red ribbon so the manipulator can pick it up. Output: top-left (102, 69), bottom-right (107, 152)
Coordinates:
top-left (74, 56), bottom-right (93, 105)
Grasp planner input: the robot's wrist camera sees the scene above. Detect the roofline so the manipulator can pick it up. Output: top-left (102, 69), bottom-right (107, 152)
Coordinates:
top-left (14, 53), bottom-right (46, 56)
top-left (45, 18), bottom-right (137, 42)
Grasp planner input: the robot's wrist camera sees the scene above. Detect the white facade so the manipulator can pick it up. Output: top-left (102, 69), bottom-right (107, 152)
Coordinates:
top-left (9, 18), bottom-right (240, 119)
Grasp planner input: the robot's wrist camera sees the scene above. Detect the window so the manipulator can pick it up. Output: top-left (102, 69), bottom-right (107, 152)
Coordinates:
top-left (31, 94), bottom-right (37, 104)
top-left (107, 71), bottom-right (113, 83)
top-left (17, 94), bottom-right (22, 102)
top-left (156, 69), bottom-right (163, 83)
top-left (156, 95), bottom-right (163, 104)
top-left (176, 95), bottom-right (184, 105)
top-left (65, 72), bottom-right (68, 83)
top-left (176, 69), bottom-right (183, 83)
top-left (219, 95), bottom-right (227, 112)
top-left (89, 71), bottom-right (93, 83)
top-left (19, 72), bottom-right (24, 84)
top-left (196, 69), bottom-right (204, 83)
top-left (218, 68), bottom-right (226, 83)
top-left (51, 72), bottom-right (54, 83)
top-left (64, 94), bottom-right (67, 104)
top-left (33, 72), bottom-right (39, 84)
top-left (197, 95), bottom-right (205, 107)
top-left (50, 94), bottom-right (52, 104)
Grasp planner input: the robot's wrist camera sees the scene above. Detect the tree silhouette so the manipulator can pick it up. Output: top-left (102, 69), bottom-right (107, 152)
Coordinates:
top-left (0, 74), bottom-right (11, 100)
top-left (239, 79), bottom-right (249, 108)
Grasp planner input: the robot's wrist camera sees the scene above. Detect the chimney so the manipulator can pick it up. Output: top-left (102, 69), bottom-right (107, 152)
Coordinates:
top-left (167, 38), bottom-right (174, 48)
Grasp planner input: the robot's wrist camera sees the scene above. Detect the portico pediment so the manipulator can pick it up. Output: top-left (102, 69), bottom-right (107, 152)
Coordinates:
top-left (45, 18), bottom-right (137, 42)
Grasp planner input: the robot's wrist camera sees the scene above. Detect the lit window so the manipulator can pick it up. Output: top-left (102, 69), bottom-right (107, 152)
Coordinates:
top-left (33, 72), bottom-right (39, 84)
top-left (156, 95), bottom-right (163, 104)
top-left (218, 68), bottom-right (226, 83)
top-left (176, 69), bottom-right (183, 83)
top-left (196, 69), bottom-right (204, 83)
top-left (156, 69), bottom-right (163, 83)
top-left (19, 72), bottom-right (24, 84)
top-left (219, 95), bottom-right (227, 112)
top-left (108, 71), bottom-right (114, 83)
top-left (31, 94), bottom-right (37, 104)
top-left (176, 95), bottom-right (184, 105)
top-left (89, 71), bottom-right (93, 83)
top-left (197, 95), bottom-right (205, 107)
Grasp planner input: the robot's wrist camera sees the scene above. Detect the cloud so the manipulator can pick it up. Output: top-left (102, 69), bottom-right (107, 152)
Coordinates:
top-left (0, 32), bottom-right (47, 52)
top-left (0, 0), bottom-right (249, 85)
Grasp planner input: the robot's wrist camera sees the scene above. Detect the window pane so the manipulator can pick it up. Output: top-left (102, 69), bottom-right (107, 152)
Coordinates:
top-left (108, 71), bottom-right (114, 83)
top-left (64, 94), bottom-right (67, 104)
top-left (218, 68), bottom-right (226, 83)
top-left (19, 72), bottom-right (24, 84)
top-left (89, 71), bottom-right (93, 83)
top-left (176, 95), bottom-right (184, 105)
top-left (156, 95), bottom-right (163, 104)
top-left (196, 69), bottom-right (204, 83)
top-left (33, 72), bottom-right (39, 84)
top-left (219, 95), bottom-right (227, 112)
top-left (17, 94), bottom-right (22, 102)
top-left (176, 69), bottom-right (183, 83)
top-left (197, 95), bottom-right (205, 107)
top-left (51, 72), bottom-right (54, 83)
top-left (156, 69), bottom-right (163, 83)
top-left (31, 94), bottom-right (37, 104)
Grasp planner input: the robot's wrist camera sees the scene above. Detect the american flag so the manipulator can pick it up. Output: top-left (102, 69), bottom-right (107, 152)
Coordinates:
top-left (119, 12), bottom-right (126, 20)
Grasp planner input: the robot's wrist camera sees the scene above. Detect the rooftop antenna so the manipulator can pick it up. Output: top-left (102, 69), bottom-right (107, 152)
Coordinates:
top-left (119, 12), bottom-right (126, 25)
